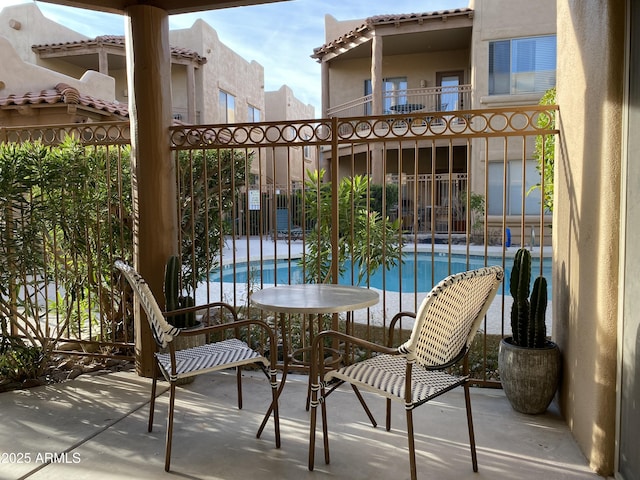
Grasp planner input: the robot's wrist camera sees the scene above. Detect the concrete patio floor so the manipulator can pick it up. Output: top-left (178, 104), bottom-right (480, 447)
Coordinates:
top-left (1, 369), bottom-right (604, 480)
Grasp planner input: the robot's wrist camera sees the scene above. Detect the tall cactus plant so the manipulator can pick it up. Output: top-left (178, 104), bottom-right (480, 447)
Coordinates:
top-left (164, 255), bottom-right (196, 329)
top-left (509, 248), bottom-right (548, 348)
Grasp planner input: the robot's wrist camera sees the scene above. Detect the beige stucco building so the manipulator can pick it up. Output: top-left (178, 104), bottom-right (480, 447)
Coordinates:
top-left (0, 2), bottom-right (315, 183)
top-left (311, 0), bottom-right (556, 246)
top-left (264, 85), bottom-right (316, 187)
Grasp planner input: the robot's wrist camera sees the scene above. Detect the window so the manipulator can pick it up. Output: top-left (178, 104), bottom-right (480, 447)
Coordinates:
top-left (248, 105), bottom-right (261, 122)
top-left (437, 71), bottom-right (464, 111)
top-left (487, 160), bottom-right (542, 215)
top-left (219, 90), bottom-right (235, 122)
top-left (489, 35), bottom-right (556, 95)
top-left (364, 77), bottom-right (408, 114)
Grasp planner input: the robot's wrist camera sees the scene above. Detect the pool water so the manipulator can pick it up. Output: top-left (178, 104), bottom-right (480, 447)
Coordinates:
top-left (210, 253), bottom-right (552, 297)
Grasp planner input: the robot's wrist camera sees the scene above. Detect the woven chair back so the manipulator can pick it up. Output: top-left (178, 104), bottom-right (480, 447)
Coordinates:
top-left (400, 266), bottom-right (503, 368)
top-left (115, 260), bottom-right (180, 349)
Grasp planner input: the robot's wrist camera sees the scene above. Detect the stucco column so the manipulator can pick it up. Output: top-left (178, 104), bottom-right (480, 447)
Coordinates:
top-left (187, 64), bottom-right (196, 123)
top-left (370, 34), bottom-right (384, 184)
top-left (98, 50), bottom-right (108, 76)
top-left (321, 60), bottom-right (329, 118)
top-left (125, 5), bottom-right (177, 377)
top-left (554, 1), bottom-right (623, 475)
top-left (371, 34), bottom-right (383, 116)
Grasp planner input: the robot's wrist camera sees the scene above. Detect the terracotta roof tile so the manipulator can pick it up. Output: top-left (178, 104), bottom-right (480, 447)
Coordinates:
top-left (366, 9), bottom-right (472, 24)
top-left (32, 35), bottom-right (207, 64)
top-left (312, 8), bottom-right (474, 59)
top-left (0, 83), bottom-right (129, 118)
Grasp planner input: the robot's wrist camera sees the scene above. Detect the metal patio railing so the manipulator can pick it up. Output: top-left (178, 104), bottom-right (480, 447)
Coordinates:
top-left (0, 105), bottom-right (557, 385)
top-left (327, 85), bottom-right (472, 117)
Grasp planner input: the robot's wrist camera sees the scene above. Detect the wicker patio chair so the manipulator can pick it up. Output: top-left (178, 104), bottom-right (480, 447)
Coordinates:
top-left (114, 260), bottom-right (280, 472)
top-left (308, 265), bottom-right (504, 480)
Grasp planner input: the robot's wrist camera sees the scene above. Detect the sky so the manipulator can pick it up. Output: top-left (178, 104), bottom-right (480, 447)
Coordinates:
top-left (0, 0), bottom-right (467, 114)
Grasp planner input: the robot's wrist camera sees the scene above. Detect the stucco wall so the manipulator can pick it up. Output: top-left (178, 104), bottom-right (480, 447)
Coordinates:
top-left (171, 19), bottom-right (264, 125)
top-left (0, 4), bottom-right (114, 101)
top-left (469, 0), bottom-right (556, 109)
top-left (265, 84), bottom-right (314, 121)
top-left (0, 4), bottom-right (87, 64)
top-left (327, 49), bottom-right (469, 111)
top-left (323, 14), bottom-right (365, 45)
top-left (1, 6), bottom-right (89, 83)
top-left (554, 1), bottom-right (624, 475)
top-left (0, 36), bottom-right (114, 100)
top-left (264, 85), bottom-right (316, 184)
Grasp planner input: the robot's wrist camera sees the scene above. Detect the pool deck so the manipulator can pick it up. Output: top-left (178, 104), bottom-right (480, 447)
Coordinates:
top-left (219, 236), bottom-right (552, 264)
top-left (195, 236), bottom-right (552, 334)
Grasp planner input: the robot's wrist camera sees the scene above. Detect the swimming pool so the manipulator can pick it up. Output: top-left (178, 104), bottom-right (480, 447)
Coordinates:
top-left (210, 252), bottom-right (552, 297)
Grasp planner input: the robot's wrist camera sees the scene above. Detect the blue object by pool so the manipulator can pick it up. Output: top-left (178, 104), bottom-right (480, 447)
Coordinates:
top-left (210, 252), bottom-right (552, 297)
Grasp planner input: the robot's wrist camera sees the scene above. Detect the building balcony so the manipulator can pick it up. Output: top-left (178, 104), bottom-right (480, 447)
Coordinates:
top-left (327, 85), bottom-right (473, 118)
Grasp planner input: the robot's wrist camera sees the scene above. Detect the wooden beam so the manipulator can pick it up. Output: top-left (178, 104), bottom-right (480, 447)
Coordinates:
top-left (125, 4), bottom-right (177, 377)
top-left (37, 0), bottom-right (291, 16)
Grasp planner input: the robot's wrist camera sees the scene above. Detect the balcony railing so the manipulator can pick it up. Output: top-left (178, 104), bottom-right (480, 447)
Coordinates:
top-left (0, 105), bottom-right (557, 385)
top-left (327, 85), bottom-right (472, 118)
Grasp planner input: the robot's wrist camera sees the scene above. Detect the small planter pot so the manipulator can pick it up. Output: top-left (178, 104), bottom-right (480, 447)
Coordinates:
top-left (498, 337), bottom-right (561, 414)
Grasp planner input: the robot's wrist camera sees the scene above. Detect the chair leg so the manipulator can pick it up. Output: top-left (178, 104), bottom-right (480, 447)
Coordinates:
top-left (464, 382), bottom-right (479, 472)
top-left (236, 366), bottom-right (243, 409)
top-left (309, 382), bottom-right (331, 469)
top-left (386, 398), bottom-right (392, 431)
top-left (406, 407), bottom-right (417, 480)
top-left (257, 367), bottom-right (281, 447)
top-left (351, 385), bottom-right (377, 427)
top-left (164, 382), bottom-right (177, 472)
top-left (148, 366), bottom-right (158, 433)
top-left (257, 366), bottom-right (284, 441)
top-left (270, 372), bottom-right (281, 448)
top-left (308, 383), bottom-right (319, 471)
top-left (320, 385), bottom-right (330, 465)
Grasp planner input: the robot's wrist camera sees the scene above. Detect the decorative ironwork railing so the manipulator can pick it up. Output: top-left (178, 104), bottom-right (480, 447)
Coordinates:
top-left (327, 85), bottom-right (472, 118)
top-left (0, 105), bottom-right (557, 385)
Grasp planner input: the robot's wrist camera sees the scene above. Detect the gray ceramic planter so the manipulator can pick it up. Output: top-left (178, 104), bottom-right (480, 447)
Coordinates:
top-left (498, 337), bottom-right (561, 414)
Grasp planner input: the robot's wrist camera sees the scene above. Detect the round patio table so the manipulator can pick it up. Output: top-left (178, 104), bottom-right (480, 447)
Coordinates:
top-left (251, 283), bottom-right (379, 435)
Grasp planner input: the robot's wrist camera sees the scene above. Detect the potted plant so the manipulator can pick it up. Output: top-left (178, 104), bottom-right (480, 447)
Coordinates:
top-left (164, 255), bottom-right (197, 329)
top-left (498, 248), bottom-right (560, 414)
top-left (163, 255), bottom-right (203, 385)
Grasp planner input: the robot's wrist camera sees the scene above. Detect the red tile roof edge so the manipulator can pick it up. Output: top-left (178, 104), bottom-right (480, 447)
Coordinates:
top-left (0, 83), bottom-right (129, 118)
top-left (312, 8), bottom-right (474, 59)
top-left (32, 35), bottom-right (207, 64)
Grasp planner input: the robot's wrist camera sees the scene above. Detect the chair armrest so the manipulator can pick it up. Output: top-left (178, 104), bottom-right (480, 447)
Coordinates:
top-left (177, 318), bottom-right (273, 340)
top-left (388, 311), bottom-right (416, 347)
top-left (163, 300), bottom-right (237, 319)
top-left (164, 302), bottom-right (278, 367)
top-left (310, 329), bottom-right (398, 383)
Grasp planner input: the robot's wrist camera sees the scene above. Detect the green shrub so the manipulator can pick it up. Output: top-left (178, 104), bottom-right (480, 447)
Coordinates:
top-left (0, 335), bottom-right (45, 382)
